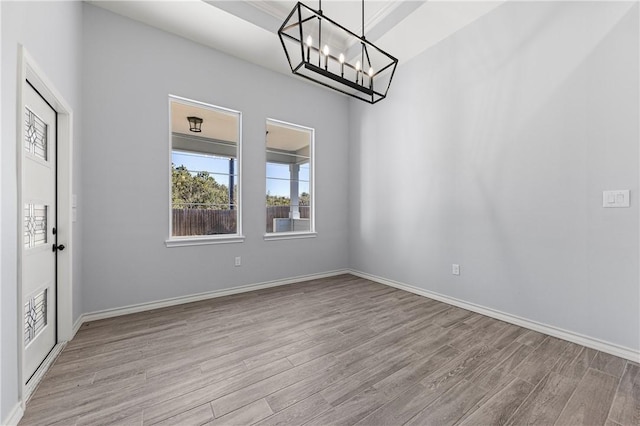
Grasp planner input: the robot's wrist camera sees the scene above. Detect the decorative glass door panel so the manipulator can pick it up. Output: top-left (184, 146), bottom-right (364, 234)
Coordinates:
top-left (22, 82), bottom-right (57, 382)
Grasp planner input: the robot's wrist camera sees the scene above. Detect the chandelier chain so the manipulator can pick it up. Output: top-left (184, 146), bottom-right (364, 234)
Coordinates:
top-left (362, 0), bottom-right (365, 38)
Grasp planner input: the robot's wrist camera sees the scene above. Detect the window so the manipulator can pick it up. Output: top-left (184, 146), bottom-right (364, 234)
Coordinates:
top-left (265, 119), bottom-right (315, 238)
top-left (167, 96), bottom-right (243, 246)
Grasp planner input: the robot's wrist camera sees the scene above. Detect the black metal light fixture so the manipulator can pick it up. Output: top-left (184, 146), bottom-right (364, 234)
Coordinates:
top-left (278, 0), bottom-right (398, 104)
top-left (187, 116), bottom-right (203, 132)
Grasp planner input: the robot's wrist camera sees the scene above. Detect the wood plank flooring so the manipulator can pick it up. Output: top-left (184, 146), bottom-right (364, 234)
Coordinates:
top-left (20, 274), bottom-right (639, 426)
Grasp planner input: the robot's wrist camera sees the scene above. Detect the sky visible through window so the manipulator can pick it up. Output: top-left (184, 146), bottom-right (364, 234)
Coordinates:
top-left (266, 162), bottom-right (310, 199)
top-left (172, 151), bottom-right (309, 197)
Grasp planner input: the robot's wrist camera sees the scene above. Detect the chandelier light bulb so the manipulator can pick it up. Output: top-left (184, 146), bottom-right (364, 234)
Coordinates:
top-left (368, 67), bottom-right (374, 77)
top-left (355, 60), bottom-right (361, 71)
top-left (305, 35), bottom-right (312, 61)
top-left (322, 45), bottom-right (330, 69)
top-left (339, 53), bottom-right (345, 64)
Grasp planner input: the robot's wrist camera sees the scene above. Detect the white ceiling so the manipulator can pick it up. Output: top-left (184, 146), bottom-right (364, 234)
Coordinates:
top-left (267, 120), bottom-right (312, 152)
top-left (90, 0), bottom-right (504, 92)
top-left (171, 101), bottom-right (239, 142)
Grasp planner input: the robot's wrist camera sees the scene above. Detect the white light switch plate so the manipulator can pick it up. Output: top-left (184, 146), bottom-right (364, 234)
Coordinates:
top-left (602, 190), bottom-right (630, 208)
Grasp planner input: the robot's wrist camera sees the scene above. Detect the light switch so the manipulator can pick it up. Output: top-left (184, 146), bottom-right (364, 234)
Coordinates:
top-left (603, 190), bottom-right (630, 208)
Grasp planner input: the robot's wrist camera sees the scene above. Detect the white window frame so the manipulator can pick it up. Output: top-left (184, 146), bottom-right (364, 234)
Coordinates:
top-left (264, 118), bottom-right (316, 241)
top-left (166, 95), bottom-right (244, 247)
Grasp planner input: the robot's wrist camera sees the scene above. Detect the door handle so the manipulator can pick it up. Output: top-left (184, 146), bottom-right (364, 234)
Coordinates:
top-left (52, 244), bottom-right (65, 252)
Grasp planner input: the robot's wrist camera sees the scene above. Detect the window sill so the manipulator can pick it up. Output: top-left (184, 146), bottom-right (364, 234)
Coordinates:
top-left (165, 235), bottom-right (245, 248)
top-left (263, 232), bottom-right (317, 241)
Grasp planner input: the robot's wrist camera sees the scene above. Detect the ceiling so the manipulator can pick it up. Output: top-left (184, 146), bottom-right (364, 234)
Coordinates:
top-left (90, 0), bottom-right (504, 94)
top-left (171, 100), bottom-right (239, 142)
top-left (267, 120), bottom-right (312, 153)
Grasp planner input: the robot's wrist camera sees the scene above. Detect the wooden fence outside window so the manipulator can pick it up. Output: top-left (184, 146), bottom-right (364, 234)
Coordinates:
top-left (171, 206), bottom-right (310, 236)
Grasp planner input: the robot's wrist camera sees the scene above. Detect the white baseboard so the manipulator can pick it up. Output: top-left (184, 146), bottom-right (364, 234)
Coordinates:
top-left (72, 314), bottom-right (84, 338)
top-left (349, 269), bottom-right (640, 363)
top-left (70, 267), bottom-right (639, 363)
top-left (78, 269), bottom-right (349, 325)
top-left (2, 402), bottom-right (23, 426)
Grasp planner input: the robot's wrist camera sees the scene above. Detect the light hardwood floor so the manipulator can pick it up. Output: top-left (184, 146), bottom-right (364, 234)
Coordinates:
top-left (20, 274), bottom-right (639, 426)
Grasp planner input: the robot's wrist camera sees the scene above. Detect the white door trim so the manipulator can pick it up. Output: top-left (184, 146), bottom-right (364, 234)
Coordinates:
top-left (16, 45), bottom-right (74, 404)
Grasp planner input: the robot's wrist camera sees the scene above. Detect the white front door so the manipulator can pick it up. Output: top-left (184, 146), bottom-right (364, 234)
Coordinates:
top-left (22, 82), bottom-right (58, 382)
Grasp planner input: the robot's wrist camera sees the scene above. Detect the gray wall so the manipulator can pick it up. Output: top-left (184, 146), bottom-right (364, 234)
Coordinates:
top-left (1, 1), bottom-right (83, 420)
top-left (80, 5), bottom-right (350, 313)
top-left (349, 2), bottom-right (639, 352)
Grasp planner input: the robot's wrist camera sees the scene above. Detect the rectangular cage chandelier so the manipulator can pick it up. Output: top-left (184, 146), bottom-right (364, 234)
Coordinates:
top-left (278, 1), bottom-right (398, 104)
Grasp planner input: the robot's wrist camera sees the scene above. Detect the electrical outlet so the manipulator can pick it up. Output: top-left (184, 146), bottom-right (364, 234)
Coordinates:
top-left (234, 256), bottom-right (241, 267)
top-left (452, 264), bottom-right (460, 275)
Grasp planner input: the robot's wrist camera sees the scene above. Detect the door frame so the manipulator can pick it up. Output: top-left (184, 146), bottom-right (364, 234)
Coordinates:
top-left (16, 46), bottom-right (74, 403)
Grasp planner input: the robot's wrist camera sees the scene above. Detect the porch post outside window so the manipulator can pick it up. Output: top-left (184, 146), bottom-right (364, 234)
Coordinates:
top-left (289, 164), bottom-right (300, 219)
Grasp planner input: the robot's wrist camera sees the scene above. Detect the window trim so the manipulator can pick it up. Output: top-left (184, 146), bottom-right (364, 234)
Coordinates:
top-left (166, 235), bottom-right (245, 248)
top-left (263, 232), bottom-right (317, 241)
top-left (264, 118), bottom-right (316, 237)
top-left (166, 95), bottom-right (243, 247)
